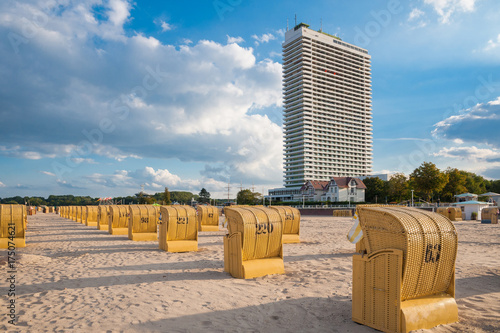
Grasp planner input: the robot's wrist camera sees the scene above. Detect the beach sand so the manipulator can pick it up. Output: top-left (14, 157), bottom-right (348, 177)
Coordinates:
top-left (1, 213), bottom-right (499, 332)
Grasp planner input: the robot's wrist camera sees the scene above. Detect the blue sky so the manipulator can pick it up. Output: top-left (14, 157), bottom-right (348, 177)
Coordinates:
top-left (1, 0), bottom-right (500, 199)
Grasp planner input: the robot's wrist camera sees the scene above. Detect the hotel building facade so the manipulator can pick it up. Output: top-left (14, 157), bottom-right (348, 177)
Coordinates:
top-left (270, 23), bottom-right (372, 202)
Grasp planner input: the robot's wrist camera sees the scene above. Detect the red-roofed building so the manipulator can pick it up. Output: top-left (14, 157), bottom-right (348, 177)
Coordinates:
top-left (297, 177), bottom-right (366, 202)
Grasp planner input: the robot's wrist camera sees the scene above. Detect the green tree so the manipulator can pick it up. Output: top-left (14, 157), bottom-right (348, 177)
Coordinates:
top-left (236, 189), bottom-right (261, 205)
top-left (387, 173), bottom-right (408, 202)
top-left (170, 191), bottom-right (193, 204)
top-left (198, 188), bottom-right (210, 204)
top-left (363, 177), bottom-right (387, 203)
top-left (463, 171), bottom-right (487, 194)
top-left (441, 168), bottom-right (468, 202)
top-left (410, 162), bottom-right (448, 202)
top-left (487, 180), bottom-right (500, 194)
top-left (163, 187), bottom-right (171, 205)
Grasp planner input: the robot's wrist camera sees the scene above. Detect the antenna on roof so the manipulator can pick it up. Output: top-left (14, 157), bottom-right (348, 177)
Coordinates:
top-left (295, 14), bottom-right (297, 27)
top-left (286, 18), bottom-right (289, 31)
top-left (320, 18), bottom-right (323, 32)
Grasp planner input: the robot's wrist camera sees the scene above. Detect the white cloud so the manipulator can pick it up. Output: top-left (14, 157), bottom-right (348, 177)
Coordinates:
top-left (86, 170), bottom-right (134, 188)
top-left (424, 0), bottom-right (476, 23)
top-left (108, 0), bottom-right (132, 27)
top-left (40, 171), bottom-right (56, 177)
top-left (86, 167), bottom-right (230, 196)
top-left (484, 34), bottom-right (500, 51)
top-left (0, 181), bottom-right (5, 188)
top-left (433, 146), bottom-right (500, 161)
top-left (251, 33), bottom-right (277, 45)
top-left (160, 21), bottom-right (173, 32)
top-left (71, 158), bottom-right (97, 164)
top-left (407, 8), bottom-right (428, 28)
top-left (275, 29), bottom-right (285, 37)
top-left (227, 35), bottom-right (244, 44)
top-left (409, 8), bottom-right (425, 21)
top-left (142, 167), bottom-right (182, 187)
top-left (0, 0), bottom-right (284, 190)
top-left (181, 38), bottom-right (193, 44)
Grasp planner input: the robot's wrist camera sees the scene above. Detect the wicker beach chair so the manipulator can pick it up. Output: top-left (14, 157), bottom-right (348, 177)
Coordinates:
top-left (76, 206), bottom-right (82, 223)
top-left (436, 207), bottom-right (449, 219)
top-left (269, 206), bottom-right (301, 243)
top-left (97, 206), bottom-right (110, 230)
top-left (129, 205), bottom-right (160, 241)
top-left (159, 205), bottom-right (198, 252)
top-left (0, 204), bottom-right (27, 248)
top-left (85, 206), bottom-right (98, 227)
top-left (223, 206), bottom-right (284, 279)
top-left (333, 209), bottom-right (353, 217)
top-left (352, 206), bottom-right (458, 333)
top-left (481, 207), bottom-right (499, 224)
top-left (108, 205), bottom-right (129, 235)
top-left (197, 205), bottom-right (220, 232)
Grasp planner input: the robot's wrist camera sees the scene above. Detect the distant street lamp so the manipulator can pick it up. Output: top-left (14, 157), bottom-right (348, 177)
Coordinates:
top-left (411, 190), bottom-right (414, 207)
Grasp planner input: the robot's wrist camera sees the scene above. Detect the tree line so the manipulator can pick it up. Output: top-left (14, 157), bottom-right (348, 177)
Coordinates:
top-left (0, 188), bottom-right (217, 206)
top-left (364, 162), bottom-right (500, 204)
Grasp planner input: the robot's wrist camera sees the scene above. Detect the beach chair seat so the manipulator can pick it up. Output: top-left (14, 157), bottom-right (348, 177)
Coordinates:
top-left (436, 207), bottom-right (449, 219)
top-left (97, 206), bottom-right (110, 230)
top-left (0, 204), bottom-right (27, 248)
top-left (481, 207), bottom-right (499, 224)
top-left (269, 206), bottom-right (300, 243)
top-left (159, 206), bottom-right (197, 252)
top-left (224, 206), bottom-right (284, 279)
top-left (449, 207), bottom-right (462, 221)
top-left (129, 205), bottom-right (160, 241)
top-left (85, 206), bottom-right (98, 227)
top-left (76, 206), bottom-right (82, 223)
top-left (197, 205), bottom-right (220, 232)
top-left (108, 205), bottom-right (129, 235)
top-left (352, 206), bottom-right (458, 333)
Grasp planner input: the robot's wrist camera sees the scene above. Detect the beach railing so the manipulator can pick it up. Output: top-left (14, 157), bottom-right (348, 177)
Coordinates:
top-left (129, 205), bottom-right (160, 241)
top-left (0, 204), bottom-right (27, 248)
top-left (269, 206), bottom-right (300, 243)
top-left (159, 205), bottom-right (198, 252)
top-left (197, 205), bottom-right (220, 232)
top-left (223, 206), bottom-right (284, 279)
top-left (85, 206), bottom-right (98, 227)
top-left (108, 205), bottom-right (129, 235)
top-left (352, 206), bottom-right (458, 333)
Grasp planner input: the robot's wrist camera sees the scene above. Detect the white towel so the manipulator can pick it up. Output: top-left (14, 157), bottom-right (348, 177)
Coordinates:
top-left (347, 211), bottom-right (363, 244)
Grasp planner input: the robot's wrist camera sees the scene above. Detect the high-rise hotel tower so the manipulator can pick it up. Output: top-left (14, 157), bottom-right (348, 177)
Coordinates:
top-left (283, 23), bottom-right (373, 188)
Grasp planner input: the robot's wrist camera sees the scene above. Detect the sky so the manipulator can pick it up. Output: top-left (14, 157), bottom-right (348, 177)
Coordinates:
top-left (1, 0), bottom-right (500, 199)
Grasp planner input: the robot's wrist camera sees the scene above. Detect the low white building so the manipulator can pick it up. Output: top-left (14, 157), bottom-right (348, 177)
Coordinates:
top-left (454, 193), bottom-right (478, 203)
top-left (480, 192), bottom-right (500, 206)
top-left (452, 200), bottom-right (491, 220)
top-left (300, 177), bottom-right (366, 203)
top-left (269, 177), bottom-right (366, 203)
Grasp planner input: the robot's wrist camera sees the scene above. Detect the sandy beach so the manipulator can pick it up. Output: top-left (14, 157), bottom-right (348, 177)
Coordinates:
top-left (1, 212), bottom-right (499, 332)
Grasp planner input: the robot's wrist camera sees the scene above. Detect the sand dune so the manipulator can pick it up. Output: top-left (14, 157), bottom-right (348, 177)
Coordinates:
top-left (1, 213), bottom-right (499, 332)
